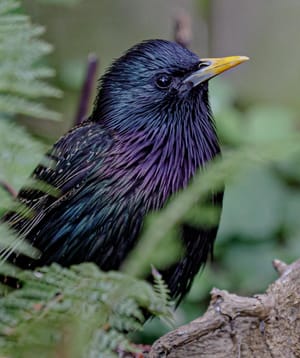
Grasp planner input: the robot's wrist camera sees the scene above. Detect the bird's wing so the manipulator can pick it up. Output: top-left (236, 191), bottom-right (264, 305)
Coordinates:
top-left (4, 120), bottom-right (112, 237)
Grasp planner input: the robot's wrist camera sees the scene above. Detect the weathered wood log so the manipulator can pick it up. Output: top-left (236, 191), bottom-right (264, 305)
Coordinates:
top-left (150, 259), bottom-right (300, 357)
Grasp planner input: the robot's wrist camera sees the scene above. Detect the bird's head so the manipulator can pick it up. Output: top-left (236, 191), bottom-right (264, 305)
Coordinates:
top-left (93, 39), bottom-right (248, 135)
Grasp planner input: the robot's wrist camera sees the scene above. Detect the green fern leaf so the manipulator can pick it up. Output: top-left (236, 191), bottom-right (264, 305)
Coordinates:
top-left (0, 0), bottom-right (62, 120)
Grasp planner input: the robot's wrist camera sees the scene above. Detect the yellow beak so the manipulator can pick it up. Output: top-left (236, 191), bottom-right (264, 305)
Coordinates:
top-left (183, 56), bottom-right (249, 87)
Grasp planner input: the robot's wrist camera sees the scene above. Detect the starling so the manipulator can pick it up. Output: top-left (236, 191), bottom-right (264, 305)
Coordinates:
top-left (3, 40), bottom-right (248, 302)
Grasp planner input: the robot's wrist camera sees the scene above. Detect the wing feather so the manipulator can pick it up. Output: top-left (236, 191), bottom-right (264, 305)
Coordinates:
top-left (3, 120), bottom-right (113, 243)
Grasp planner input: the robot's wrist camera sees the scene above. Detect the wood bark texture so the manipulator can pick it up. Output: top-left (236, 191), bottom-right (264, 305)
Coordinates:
top-left (149, 259), bottom-right (300, 358)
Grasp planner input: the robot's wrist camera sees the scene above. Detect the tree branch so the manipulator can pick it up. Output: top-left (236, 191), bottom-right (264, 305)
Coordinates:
top-left (150, 259), bottom-right (300, 357)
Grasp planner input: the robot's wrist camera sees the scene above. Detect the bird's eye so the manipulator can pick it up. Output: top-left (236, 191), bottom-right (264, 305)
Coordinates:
top-left (155, 74), bottom-right (172, 89)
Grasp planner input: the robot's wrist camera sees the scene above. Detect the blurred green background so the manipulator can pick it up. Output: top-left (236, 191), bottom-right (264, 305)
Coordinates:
top-left (2, 0), bottom-right (300, 344)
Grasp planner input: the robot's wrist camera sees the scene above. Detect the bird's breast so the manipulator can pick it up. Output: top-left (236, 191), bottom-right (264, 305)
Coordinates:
top-left (102, 127), bottom-right (219, 211)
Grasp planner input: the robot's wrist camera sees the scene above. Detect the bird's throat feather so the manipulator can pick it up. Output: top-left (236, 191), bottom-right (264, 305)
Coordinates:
top-left (101, 95), bottom-right (220, 211)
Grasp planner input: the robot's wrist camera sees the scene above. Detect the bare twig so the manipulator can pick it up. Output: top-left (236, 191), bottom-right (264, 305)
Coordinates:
top-left (272, 259), bottom-right (288, 276)
top-left (74, 53), bottom-right (99, 126)
top-left (0, 180), bottom-right (17, 198)
top-left (174, 10), bottom-right (192, 48)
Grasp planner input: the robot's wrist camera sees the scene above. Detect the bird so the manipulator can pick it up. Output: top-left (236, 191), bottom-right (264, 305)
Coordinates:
top-left (2, 39), bottom-right (248, 303)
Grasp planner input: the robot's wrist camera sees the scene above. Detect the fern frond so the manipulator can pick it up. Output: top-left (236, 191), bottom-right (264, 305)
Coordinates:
top-left (0, 120), bottom-right (45, 194)
top-left (151, 266), bottom-right (174, 327)
top-left (0, 0), bottom-right (62, 121)
top-left (151, 266), bottom-right (171, 308)
top-left (0, 225), bottom-right (39, 265)
top-left (0, 263), bottom-right (171, 357)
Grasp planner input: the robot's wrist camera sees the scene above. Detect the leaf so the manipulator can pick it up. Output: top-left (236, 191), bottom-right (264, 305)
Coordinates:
top-left (243, 106), bottom-right (295, 144)
top-left (0, 120), bottom-right (44, 192)
top-left (0, 263), bottom-right (173, 357)
top-left (0, 0), bottom-right (62, 120)
top-left (218, 166), bottom-right (287, 240)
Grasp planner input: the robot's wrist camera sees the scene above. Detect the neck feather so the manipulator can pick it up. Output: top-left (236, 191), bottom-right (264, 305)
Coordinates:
top-left (102, 95), bottom-right (220, 209)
